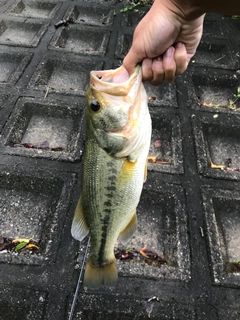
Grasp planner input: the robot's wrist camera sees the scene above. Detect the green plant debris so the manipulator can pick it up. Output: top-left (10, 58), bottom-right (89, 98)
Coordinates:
top-left (202, 86), bottom-right (240, 110)
top-left (213, 114), bottom-right (218, 118)
top-left (15, 241), bottom-right (28, 251)
top-left (227, 85), bottom-right (240, 109)
top-left (232, 260), bottom-right (240, 264)
top-left (232, 15), bottom-right (240, 20)
top-left (120, 0), bottom-right (151, 12)
top-left (0, 235), bottom-right (40, 253)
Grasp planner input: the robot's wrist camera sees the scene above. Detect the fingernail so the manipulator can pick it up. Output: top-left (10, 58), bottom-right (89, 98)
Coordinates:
top-left (175, 42), bottom-right (183, 48)
top-left (165, 47), bottom-right (174, 57)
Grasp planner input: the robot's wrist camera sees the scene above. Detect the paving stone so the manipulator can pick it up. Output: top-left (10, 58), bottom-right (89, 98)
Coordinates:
top-left (218, 309), bottom-right (240, 320)
top-left (228, 15), bottom-right (240, 35)
top-left (203, 18), bottom-right (224, 38)
top-left (0, 94), bottom-right (8, 109)
top-left (0, 96), bottom-right (84, 161)
top-left (50, 25), bottom-right (110, 56)
top-left (0, 96), bottom-right (18, 133)
top-left (116, 176), bottom-right (190, 281)
top-left (193, 112), bottom-right (240, 180)
top-left (0, 47), bottom-right (33, 85)
top-left (0, 286), bottom-right (47, 320)
top-left (0, 0), bottom-right (7, 7)
top-left (69, 293), bottom-right (196, 320)
top-left (5, 0), bottom-right (61, 19)
top-left (0, 18), bottom-right (48, 47)
top-left (64, 2), bottom-right (115, 26)
top-left (144, 81), bottom-right (178, 108)
top-left (0, 167), bottom-right (76, 265)
top-left (203, 14), bottom-right (234, 39)
top-left (187, 68), bottom-right (240, 113)
top-left (202, 187), bottom-right (240, 287)
top-left (120, 7), bottom-right (148, 28)
top-left (193, 38), bottom-right (238, 70)
top-left (28, 53), bottom-right (103, 96)
top-left (115, 31), bottom-right (132, 59)
top-left (148, 110), bottom-right (184, 174)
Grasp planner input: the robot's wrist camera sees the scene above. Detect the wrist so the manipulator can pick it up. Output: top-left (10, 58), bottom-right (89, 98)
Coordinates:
top-left (155, 0), bottom-right (240, 18)
top-left (153, 0), bottom-right (205, 20)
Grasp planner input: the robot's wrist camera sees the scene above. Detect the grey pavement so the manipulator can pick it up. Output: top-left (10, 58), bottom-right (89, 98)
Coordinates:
top-left (0, 0), bottom-right (240, 319)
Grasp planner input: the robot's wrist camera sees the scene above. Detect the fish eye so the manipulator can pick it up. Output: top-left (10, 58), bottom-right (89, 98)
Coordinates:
top-left (90, 100), bottom-right (101, 112)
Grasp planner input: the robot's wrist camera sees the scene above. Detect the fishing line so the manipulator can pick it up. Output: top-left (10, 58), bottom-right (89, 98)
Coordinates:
top-left (68, 236), bottom-right (90, 320)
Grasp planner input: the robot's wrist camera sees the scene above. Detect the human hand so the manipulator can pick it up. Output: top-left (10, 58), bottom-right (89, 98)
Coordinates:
top-left (123, 0), bottom-right (205, 85)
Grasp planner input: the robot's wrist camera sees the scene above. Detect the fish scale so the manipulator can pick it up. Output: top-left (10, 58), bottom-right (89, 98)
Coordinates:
top-left (71, 65), bottom-right (151, 289)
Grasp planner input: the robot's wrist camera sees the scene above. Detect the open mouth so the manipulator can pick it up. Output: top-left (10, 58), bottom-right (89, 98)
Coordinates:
top-left (91, 66), bottom-right (131, 84)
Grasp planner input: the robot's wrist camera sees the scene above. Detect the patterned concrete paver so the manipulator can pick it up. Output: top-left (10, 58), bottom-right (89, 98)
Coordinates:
top-left (0, 1), bottom-right (240, 319)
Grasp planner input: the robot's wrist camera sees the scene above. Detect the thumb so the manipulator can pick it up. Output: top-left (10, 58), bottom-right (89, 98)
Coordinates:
top-left (123, 48), bottom-right (142, 76)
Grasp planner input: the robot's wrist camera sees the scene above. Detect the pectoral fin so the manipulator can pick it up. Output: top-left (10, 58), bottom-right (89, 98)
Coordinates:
top-left (71, 197), bottom-right (89, 241)
top-left (119, 211), bottom-right (137, 243)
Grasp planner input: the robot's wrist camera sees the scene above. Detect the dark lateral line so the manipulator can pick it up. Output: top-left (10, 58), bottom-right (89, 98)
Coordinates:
top-left (98, 215), bottom-right (110, 266)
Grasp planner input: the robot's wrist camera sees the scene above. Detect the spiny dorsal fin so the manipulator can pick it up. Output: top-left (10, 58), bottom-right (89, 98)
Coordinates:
top-left (71, 198), bottom-right (89, 241)
top-left (118, 211), bottom-right (137, 243)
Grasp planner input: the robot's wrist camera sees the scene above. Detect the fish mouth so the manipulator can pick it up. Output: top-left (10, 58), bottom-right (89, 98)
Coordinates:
top-left (90, 65), bottom-right (141, 96)
top-left (88, 65), bottom-right (144, 144)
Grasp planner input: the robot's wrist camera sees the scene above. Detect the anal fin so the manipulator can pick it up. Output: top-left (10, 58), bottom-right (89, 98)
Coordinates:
top-left (118, 210), bottom-right (137, 243)
top-left (71, 197), bottom-right (89, 241)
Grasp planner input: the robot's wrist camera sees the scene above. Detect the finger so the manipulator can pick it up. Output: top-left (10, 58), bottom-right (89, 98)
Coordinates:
top-left (123, 52), bottom-right (137, 76)
top-left (142, 58), bottom-right (153, 82)
top-left (162, 46), bottom-right (176, 83)
top-left (174, 42), bottom-right (188, 75)
top-left (150, 56), bottom-right (164, 86)
top-left (123, 45), bottom-right (145, 76)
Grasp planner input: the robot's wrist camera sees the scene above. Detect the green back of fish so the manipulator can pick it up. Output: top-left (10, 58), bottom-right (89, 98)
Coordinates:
top-left (81, 132), bottom-right (145, 265)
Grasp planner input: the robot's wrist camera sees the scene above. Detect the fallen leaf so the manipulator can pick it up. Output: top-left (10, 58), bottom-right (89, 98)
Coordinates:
top-left (140, 246), bottom-right (167, 265)
top-left (15, 241), bottom-right (28, 251)
top-left (25, 243), bottom-right (40, 250)
top-left (40, 140), bottom-right (50, 149)
top-left (12, 238), bottom-right (31, 244)
top-left (209, 160), bottom-right (225, 169)
top-left (148, 96), bottom-right (156, 101)
top-left (153, 140), bottom-right (162, 148)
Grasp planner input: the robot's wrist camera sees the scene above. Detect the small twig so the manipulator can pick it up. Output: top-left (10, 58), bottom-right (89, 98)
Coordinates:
top-left (215, 55), bottom-right (226, 62)
top-left (44, 86), bottom-right (50, 99)
top-left (199, 227), bottom-right (204, 238)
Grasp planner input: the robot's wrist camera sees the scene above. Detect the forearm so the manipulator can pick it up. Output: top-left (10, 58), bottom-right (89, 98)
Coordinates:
top-left (156, 0), bottom-right (240, 20)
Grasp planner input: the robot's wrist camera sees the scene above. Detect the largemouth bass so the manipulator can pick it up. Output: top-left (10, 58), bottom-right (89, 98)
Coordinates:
top-left (71, 65), bottom-right (152, 289)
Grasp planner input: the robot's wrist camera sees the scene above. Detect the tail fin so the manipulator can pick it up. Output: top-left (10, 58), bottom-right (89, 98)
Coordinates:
top-left (83, 259), bottom-right (118, 289)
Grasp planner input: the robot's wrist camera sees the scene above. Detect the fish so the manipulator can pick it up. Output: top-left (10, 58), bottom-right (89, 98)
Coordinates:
top-left (71, 65), bottom-right (152, 289)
